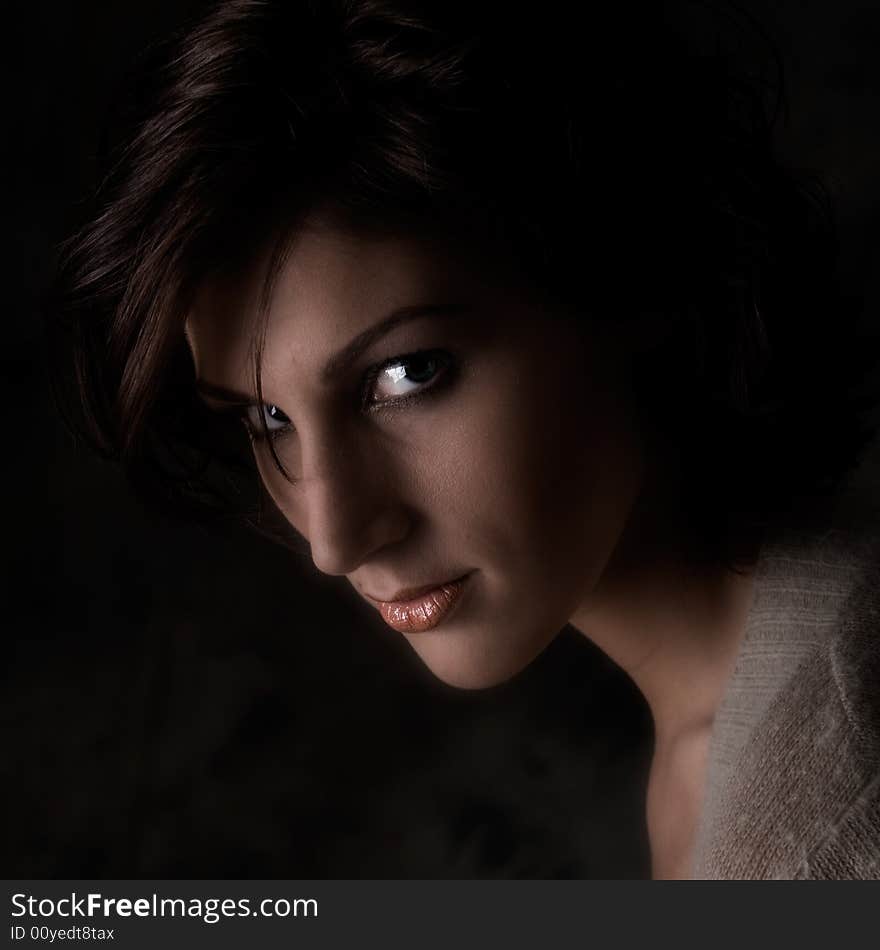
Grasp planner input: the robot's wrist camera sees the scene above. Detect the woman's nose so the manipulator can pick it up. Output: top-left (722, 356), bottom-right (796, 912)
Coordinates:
top-left (300, 433), bottom-right (411, 577)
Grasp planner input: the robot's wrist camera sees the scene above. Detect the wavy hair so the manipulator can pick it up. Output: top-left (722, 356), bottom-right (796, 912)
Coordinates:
top-left (47, 0), bottom-right (880, 567)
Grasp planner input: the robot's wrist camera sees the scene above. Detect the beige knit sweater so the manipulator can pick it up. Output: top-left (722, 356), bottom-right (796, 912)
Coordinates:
top-left (691, 450), bottom-right (880, 879)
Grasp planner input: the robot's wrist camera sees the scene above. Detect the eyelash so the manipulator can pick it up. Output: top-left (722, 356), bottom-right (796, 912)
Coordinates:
top-left (240, 348), bottom-right (456, 443)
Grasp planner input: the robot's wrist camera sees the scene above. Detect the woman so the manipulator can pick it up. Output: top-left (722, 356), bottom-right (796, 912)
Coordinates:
top-left (49, 0), bottom-right (880, 877)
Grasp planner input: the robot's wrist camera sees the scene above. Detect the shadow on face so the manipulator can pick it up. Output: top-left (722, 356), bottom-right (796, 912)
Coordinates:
top-left (185, 213), bottom-right (647, 689)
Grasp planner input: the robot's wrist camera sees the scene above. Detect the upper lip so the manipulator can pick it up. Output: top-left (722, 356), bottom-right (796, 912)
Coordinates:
top-left (362, 573), bottom-right (470, 604)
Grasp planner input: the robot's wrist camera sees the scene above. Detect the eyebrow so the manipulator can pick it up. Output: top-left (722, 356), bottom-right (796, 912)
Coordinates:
top-left (194, 302), bottom-right (468, 405)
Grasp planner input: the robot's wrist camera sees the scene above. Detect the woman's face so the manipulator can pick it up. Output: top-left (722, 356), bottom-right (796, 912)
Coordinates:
top-left (186, 214), bottom-right (646, 688)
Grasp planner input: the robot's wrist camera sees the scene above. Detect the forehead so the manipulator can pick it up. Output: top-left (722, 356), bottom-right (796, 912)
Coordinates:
top-left (184, 216), bottom-right (495, 390)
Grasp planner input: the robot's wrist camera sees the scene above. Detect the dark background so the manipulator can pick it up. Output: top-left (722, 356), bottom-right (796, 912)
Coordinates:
top-left (6, 1), bottom-right (880, 878)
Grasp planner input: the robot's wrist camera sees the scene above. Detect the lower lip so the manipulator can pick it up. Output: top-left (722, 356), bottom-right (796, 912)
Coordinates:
top-left (375, 575), bottom-right (471, 633)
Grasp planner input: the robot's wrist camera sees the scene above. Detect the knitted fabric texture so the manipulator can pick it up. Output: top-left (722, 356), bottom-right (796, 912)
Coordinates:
top-left (691, 451), bottom-right (880, 879)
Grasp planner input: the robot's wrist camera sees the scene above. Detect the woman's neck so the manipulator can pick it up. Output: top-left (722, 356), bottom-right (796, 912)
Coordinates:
top-left (568, 488), bottom-right (758, 744)
top-left (569, 512), bottom-right (759, 880)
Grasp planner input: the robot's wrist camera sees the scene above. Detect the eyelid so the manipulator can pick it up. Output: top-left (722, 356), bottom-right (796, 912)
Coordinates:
top-left (247, 404), bottom-right (292, 443)
top-left (207, 402), bottom-right (290, 444)
top-left (361, 348), bottom-right (454, 409)
top-left (202, 347), bottom-right (455, 440)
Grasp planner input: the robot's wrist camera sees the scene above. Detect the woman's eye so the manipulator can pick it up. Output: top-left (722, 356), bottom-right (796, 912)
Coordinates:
top-left (244, 402), bottom-right (291, 436)
top-left (236, 350), bottom-right (452, 440)
top-left (367, 351), bottom-right (451, 404)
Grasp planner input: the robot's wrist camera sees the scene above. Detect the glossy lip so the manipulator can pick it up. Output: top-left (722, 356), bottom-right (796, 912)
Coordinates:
top-left (364, 573), bottom-right (472, 634)
top-left (363, 574), bottom-right (469, 604)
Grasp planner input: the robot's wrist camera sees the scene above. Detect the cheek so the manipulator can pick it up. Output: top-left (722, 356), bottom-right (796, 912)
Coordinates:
top-left (246, 343), bottom-right (643, 597)
top-left (252, 445), bottom-right (309, 537)
top-left (433, 348), bottom-right (643, 591)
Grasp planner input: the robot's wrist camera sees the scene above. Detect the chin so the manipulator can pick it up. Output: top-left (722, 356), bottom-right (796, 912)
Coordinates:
top-left (402, 625), bottom-right (561, 691)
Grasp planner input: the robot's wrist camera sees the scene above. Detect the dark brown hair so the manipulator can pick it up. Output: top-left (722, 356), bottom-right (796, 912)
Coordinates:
top-left (48, 0), bottom-right (880, 567)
